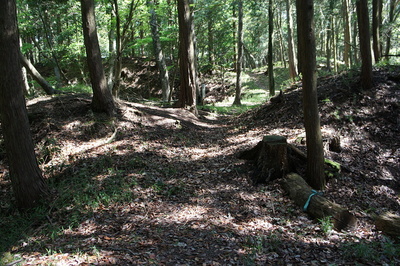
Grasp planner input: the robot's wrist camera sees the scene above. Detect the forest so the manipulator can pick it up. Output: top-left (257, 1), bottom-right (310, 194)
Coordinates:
top-left (0, 0), bottom-right (399, 264)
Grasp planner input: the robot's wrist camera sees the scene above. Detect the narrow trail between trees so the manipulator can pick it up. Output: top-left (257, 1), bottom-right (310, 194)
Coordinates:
top-left (1, 66), bottom-right (400, 265)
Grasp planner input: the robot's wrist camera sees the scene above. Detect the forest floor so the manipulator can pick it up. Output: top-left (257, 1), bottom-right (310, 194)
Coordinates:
top-left (1, 65), bottom-right (400, 265)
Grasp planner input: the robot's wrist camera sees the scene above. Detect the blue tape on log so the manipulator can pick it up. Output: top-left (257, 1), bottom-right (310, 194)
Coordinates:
top-left (303, 189), bottom-right (323, 211)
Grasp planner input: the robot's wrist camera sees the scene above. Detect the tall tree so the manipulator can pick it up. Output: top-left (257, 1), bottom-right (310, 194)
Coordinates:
top-left (233, 0), bottom-right (243, 106)
top-left (296, 0), bottom-right (325, 190)
top-left (356, 0), bottom-right (373, 90)
top-left (80, 0), bottom-right (115, 115)
top-left (325, 0), bottom-right (334, 72)
top-left (343, 0), bottom-right (352, 67)
top-left (384, 0), bottom-right (400, 60)
top-left (109, 0), bottom-right (137, 98)
top-left (268, 0), bottom-right (275, 96)
top-left (372, 0), bottom-right (383, 62)
top-left (177, 0), bottom-right (198, 115)
top-left (148, 0), bottom-right (171, 103)
top-left (0, 0), bottom-right (48, 209)
top-left (286, 0), bottom-right (298, 80)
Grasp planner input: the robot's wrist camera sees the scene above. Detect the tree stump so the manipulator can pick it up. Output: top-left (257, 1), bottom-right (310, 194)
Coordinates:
top-left (281, 173), bottom-right (357, 231)
top-left (238, 136), bottom-right (343, 184)
top-left (239, 135), bottom-right (289, 183)
top-left (375, 212), bottom-right (400, 236)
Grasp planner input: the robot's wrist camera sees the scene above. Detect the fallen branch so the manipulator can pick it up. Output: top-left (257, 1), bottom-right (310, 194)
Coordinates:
top-left (281, 173), bottom-right (357, 231)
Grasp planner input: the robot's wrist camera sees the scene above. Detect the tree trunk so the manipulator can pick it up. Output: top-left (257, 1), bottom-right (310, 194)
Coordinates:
top-left (207, 10), bottom-right (215, 69)
top-left (343, 0), bottom-right (352, 67)
top-left (281, 173), bottom-right (357, 231)
top-left (0, 0), bottom-right (48, 209)
top-left (356, 0), bottom-right (373, 90)
top-left (268, 0), bottom-right (275, 97)
top-left (148, 0), bottom-right (171, 103)
top-left (19, 53), bottom-right (56, 95)
top-left (326, 1), bottom-right (333, 72)
top-left (384, 0), bottom-right (398, 61)
top-left (80, 0), bottom-right (115, 116)
top-left (372, 0), bottom-right (383, 62)
top-left (111, 0), bottom-right (122, 98)
top-left (286, 0), bottom-right (298, 80)
top-left (233, 0), bottom-right (243, 106)
top-left (296, 0), bottom-right (325, 190)
top-left (177, 0), bottom-right (198, 115)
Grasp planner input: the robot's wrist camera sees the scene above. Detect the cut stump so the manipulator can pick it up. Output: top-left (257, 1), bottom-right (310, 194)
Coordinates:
top-left (281, 173), bottom-right (357, 231)
top-left (239, 135), bottom-right (289, 183)
top-left (375, 212), bottom-right (400, 236)
top-left (238, 135), bottom-right (343, 184)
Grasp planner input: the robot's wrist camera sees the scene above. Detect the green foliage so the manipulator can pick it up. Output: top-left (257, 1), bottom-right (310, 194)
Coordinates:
top-left (318, 216), bottom-right (333, 236)
top-left (341, 239), bottom-right (400, 264)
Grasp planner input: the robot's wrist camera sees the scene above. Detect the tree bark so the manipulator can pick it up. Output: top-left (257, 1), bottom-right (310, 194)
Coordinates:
top-left (281, 173), bottom-right (357, 231)
top-left (372, 0), bottom-right (383, 62)
top-left (268, 0), bottom-right (275, 97)
top-left (80, 0), bottom-right (115, 116)
top-left (0, 0), bottom-right (48, 209)
top-left (356, 0), bottom-right (373, 90)
top-left (296, 0), bottom-right (325, 190)
top-left (148, 0), bottom-right (171, 103)
top-left (384, 0), bottom-right (399, 61)
top-left (286, 0), bottom-right (298, 80)
top-left (19, 53), bottom-right (56, 95)
top-left (343, 0), bottom-right (352, 67)
top-left (233, 0), bottom-right (243, 106)
top-left (177, 0), bottom-right (198, 115)
top-left (325, 0), bottom-right (334, 72)
top-left (375, 212), bottom-right (400, 236)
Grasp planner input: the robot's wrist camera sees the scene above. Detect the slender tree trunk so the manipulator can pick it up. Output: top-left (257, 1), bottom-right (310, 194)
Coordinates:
top-left (326, 0), bottom-right (334, 72)
top-left (111, 0), bottom-right (122, 98)
top-left (80, 0), bottom-right (115, 115)
top-left (356, 0), bottom-right (373, 90)
top-left (385, 0), bottom-right (398, 61)
top-left (333, 17), bottom-right (337, 72)
top-left (296, 0), bottom-right (325, 190)
top-left (352, 19), bottom-right (359, 65)
top-left (287, 0), bottom-right (298, 80)
top-left (232, 5), bottom-right (237, 72)
top-left (177, 0), bottom-right (198, 115)
top-left (343, 0), bottom-right (352, 67)
top-left (19, 53), bottom-right (56, 95)
top-left (0, 0), bottom-right (48, 209)
top-left (207, 10), bottom-right (215, 69)
top-left (372, 0), bottom-right (383, 62)
top-left (233, 0), bottom-right (243, 106)
top-left (148, 0), bottom-right (171, 103)
top-left (268, 0), bottom-right (275, 96)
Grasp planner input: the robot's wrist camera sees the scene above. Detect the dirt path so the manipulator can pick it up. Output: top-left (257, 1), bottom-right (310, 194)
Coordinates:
top-left (2, 65), bottom-right (400, 264)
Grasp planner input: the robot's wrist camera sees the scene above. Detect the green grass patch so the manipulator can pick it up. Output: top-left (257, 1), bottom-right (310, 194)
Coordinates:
top-left (58, 84), bottom-right (92, 94)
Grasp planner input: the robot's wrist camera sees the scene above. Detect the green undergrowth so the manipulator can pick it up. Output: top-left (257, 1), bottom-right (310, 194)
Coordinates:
top-left (0, 148), bottom-right (178, 255)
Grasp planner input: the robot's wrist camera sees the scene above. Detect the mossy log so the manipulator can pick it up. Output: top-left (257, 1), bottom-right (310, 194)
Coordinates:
top-left (281, 173), bottom-right (357, 231)
top-left (375, 212), bottom-right (400, 236)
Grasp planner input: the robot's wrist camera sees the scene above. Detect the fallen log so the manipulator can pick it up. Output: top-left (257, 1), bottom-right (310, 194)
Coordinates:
top-left (375, 212), bottom-right (400, 236)
top-left (281, 173), bottom-right (357, 231)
